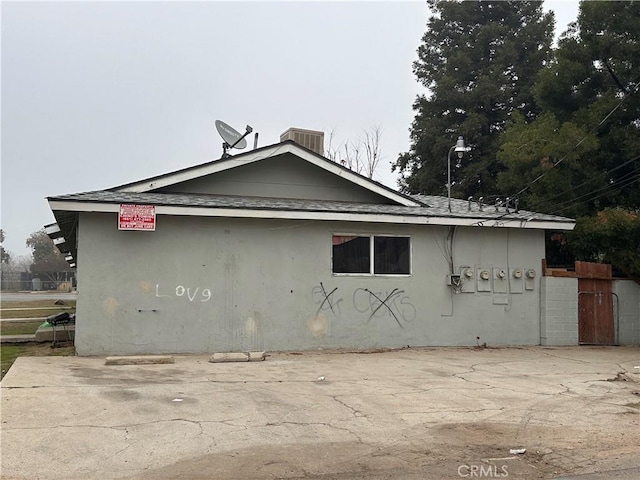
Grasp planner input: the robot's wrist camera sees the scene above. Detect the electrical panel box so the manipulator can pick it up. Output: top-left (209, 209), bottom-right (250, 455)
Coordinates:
top-left (460, 267), bottom-right (475, 293)
top-left (510, 268), bottom-right (524, 293)
top-left (493, 267), bottom-right (508, 293)
top-left (525, 268), bottom-right (537, 290)
top-left (446, 274), bottom-right (462, 287)
top-left (477, 268), bottom-right (491, 292)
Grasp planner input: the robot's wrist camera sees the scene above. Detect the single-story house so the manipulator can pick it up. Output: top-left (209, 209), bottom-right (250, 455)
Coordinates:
top-left (47, 132), bottom-right (576, 355)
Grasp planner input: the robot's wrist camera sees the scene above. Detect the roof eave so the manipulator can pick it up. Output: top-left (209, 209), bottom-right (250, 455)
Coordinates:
top-left (47, 199), bottom-right (575, 230)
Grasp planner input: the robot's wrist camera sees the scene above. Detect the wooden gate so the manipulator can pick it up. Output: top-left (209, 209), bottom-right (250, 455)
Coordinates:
top-left (576, 261), bottom-right (615, 345)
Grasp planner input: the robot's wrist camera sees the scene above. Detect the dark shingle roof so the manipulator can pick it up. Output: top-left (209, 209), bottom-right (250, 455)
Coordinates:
top-left (49, 190), bottom-right (572, 223)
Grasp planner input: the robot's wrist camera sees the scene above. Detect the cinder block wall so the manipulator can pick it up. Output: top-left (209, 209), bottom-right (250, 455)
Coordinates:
top-left (540, 277), bottom-right (578, 345)
top-left (613, 280), bottom-right (640, 345)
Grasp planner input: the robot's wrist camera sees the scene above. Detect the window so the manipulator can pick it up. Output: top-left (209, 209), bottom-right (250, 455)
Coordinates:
top-left (374, 236), bottom-right (410, 274)
top-left (332, 235), bottom-right (410, 275)
top-left (332, 236), bottom-right (370, 273)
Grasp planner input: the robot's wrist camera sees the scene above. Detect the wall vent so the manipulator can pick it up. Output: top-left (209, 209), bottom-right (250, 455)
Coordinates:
top-left (280, 128), bottom-right (324, 156)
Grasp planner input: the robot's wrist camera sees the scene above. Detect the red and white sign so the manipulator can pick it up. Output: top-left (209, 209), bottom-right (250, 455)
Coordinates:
top-left (118, 204), bottom-right (156, 231)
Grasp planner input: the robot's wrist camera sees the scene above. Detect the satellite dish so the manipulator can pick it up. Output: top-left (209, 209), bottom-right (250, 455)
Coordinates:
top-left (215, 120), bottom-right (249, 150)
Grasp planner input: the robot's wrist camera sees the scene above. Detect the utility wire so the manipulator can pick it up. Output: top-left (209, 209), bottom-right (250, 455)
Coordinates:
top-left (548, 173), bottom-right (640, 216)
top-left (524, 155), bottom-right (640, 212)
top-left (472, 80), bottom-right (640, 226)
top-left (535, 164), bottom-right (640, 214)
top-left (471, 161), bottom-right (639, 226)
top-left (513, 82), bottom-right (637, 198)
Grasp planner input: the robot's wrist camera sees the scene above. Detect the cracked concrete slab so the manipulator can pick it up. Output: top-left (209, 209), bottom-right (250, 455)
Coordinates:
top-left (1, 346), bottom-right (639, 479)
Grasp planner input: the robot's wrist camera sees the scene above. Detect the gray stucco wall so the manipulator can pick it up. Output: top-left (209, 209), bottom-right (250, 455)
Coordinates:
top-left (75, 213), bottom-right (545, 355)
top-left (158, 153), bottom-right (394, 204)
top-left (613, 280), bottom-right (640, 345)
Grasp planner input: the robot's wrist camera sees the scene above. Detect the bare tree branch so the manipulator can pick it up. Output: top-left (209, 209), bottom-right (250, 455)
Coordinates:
top-left (362, 125), bottom-right (383, 179)
top-left (325, 128), bottom-right (340, 163)
top-left (324, 125), bottom-right (383, 179)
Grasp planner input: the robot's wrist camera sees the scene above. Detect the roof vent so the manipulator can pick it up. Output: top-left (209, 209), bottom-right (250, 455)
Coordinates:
top-left (280, 128), bottom-right (324, 156)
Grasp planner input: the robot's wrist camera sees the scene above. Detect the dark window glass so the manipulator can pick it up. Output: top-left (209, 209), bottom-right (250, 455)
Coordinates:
top-left (374, 237), bottom-right (410, 274)
top-left (332, 236), bottom-right (370, 273)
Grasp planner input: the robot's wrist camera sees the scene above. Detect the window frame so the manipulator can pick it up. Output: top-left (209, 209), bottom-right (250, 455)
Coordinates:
top-left (331, 233), bottom-right (412, 277)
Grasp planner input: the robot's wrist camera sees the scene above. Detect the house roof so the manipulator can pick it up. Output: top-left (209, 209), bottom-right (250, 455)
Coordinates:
top-left (46, 140), bottom-right (575, 264)
top-left (49, 189), bottom-right (572, 227)
top-left (110, 140), bottom-right (421, 207)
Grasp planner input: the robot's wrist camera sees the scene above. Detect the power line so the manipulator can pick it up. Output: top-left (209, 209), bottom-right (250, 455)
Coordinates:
top-left (474, 80), bottom-right (640, 226)
top-left (524, 155), bottom-right (640, 212)
top-left (548, 172), bottom-right (640, 216)
top-left (512, 86), bottom-right (635, 199)
top-left (470, 159), bottom-right (639, 226)
top-left (525, 163), bottom-right (640, 214)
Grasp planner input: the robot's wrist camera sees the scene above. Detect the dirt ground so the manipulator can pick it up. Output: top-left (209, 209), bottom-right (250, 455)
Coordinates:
top-left (1, 346), bottom-right (639, 479)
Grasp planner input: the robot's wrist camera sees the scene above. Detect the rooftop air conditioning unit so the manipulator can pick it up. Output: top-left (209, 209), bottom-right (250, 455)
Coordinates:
top-left (280, 128), bottom-right (324, 156)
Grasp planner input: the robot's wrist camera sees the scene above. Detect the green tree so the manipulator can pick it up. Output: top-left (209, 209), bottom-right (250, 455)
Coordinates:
top-left (394, 0), bottom-right (554, 199)
top-left (500, 0), bottom-right (640, 214)
top-left (570, 208), bottom-right (640, 280)
top-left (26, 229), bottom-right (72, 284)
top-left (496, 112), bottom-right (599, 218)
top-left (0, 229), bottom-right (10, 264)
top-left (496, 0), bottom-right (640, 272)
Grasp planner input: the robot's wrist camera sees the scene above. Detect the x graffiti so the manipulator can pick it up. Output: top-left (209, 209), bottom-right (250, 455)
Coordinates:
top-left (365, 288), bottom-right (404, 328)
top-left (317, 282), bottom-right (339, 315)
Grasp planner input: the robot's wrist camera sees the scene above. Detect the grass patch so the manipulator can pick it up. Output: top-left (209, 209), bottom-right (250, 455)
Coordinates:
top-left (1, 309), bottom-right (75, 319)
top-left (1, 343), bottom-right (75, 380)
top-left (626, 402), bottom-right (640, 410)
top-left (1, 298), bottom-right (77, 380)
top-left (1, 299), bottom-right (76, 309)
top-left (0, 299), bottom-right (75, 319)
top-left (1, 345), bottom-right (23, 379)
top-left (0, 321), bottom-right (44, 336)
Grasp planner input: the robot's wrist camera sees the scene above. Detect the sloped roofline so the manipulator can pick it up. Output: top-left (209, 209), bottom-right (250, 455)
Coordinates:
top-left (112, 140), bottom-right (423, 207)
top-left (47, 199), bottom-right (575, 231)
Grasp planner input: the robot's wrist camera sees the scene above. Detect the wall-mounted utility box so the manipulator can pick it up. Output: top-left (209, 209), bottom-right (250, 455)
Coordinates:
top-left (493, 267), bottom-right (508, 293)
top-left (460, 267), bottom-right (475, 293)
top-left (447, 274), bottom-right (462, 287)
top-left (525, 268), bottom-right (537, 290)
top-left (477, 268), bottom-right (492, 292)
top-left (510, 268), bottom-right (524, 293)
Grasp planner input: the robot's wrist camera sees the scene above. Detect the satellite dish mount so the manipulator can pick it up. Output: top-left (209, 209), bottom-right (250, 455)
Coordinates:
top-left (215, 120), bottom-right (253, 159)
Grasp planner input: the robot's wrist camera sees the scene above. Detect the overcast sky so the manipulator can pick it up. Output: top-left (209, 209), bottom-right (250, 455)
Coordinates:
top-left (1, 0), bottom-right (580, 259)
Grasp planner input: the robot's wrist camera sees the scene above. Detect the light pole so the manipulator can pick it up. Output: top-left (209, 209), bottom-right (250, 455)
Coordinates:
top-left (447, 136), bottom-right (470, 212)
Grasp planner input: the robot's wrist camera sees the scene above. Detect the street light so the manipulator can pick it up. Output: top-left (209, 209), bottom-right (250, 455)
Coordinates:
top-left (447, 136), bottom-right (470, 212)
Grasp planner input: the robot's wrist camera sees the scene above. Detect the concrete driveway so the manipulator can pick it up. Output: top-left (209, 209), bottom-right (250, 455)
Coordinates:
top-left (1, 346), bottom-right (639, 479)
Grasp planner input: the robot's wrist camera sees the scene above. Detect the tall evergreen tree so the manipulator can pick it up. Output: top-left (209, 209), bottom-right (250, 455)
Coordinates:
top-left (495, 1), bottom-right (640, 270)
top-left (394, 0), bottom-right (554, 199)
top-left (496, 0), bottom-right (640, 218)
top-left (520, 0), bottom-right (640, 213)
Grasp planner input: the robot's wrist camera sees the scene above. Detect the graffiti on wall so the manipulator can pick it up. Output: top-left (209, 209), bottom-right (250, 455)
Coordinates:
top-left (155, 284), bottom-right (212, 302)
top-left (311, 282), bottom-right (342, 316)
top-left (310, 283), bottom-right (416, 328)
top-left (151, 282), bottom-right (416, 334)
top-left (353, 288), bottom-right (416, 328)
